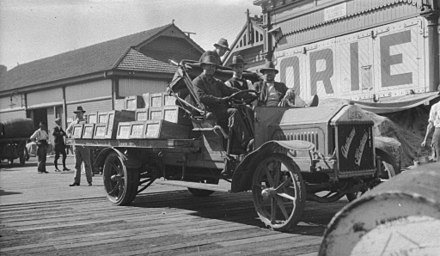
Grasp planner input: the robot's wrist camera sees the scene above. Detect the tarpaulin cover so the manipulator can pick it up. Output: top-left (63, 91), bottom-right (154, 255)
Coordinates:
top-left (353, 92), bottom-right (440, 114)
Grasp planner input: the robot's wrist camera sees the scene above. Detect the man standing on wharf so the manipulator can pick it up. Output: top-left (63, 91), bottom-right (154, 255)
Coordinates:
top-left (66, 106), bottom-right (93, 186)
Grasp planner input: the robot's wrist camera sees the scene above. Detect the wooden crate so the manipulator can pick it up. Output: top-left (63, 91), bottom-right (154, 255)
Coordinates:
top-left (93, 123), bottom-right (108, 139)
top-left (144, 120), bottom-right (191, 139)
top-left (85, 112), bottom-right (98, 124)
top-left (82, 124), bottom-right (95, 139)
top-left (72, 124), bottom-right (84, 139)
top-left (150, 93), bottom-right (163, 108)
top-left (125, 95), bottom-right (145, 110)
top-left (163, 106), bottom-right (190, 125)
top-left (116, 121), bottom-right (132, 139)
top-left (149, 108), bottom-right (164, 121)
top-left (128, 121), bottom-right (148, 139)
top-left (105, 110), bottom-right (136, 139)
top-left (142, 93), bottom-right (150, 109)
top-left (164, 94), bottom-right (177, 106)
top-left (114, 98), bottom-right (125, 110)
top-left (135, 108), bottom-right (149, 121)
top-left (97, 112), bottom-right (109, 124)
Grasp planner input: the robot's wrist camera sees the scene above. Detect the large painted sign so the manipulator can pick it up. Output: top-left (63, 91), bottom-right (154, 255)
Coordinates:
top-left (274, 17), bottom-right (428, 101)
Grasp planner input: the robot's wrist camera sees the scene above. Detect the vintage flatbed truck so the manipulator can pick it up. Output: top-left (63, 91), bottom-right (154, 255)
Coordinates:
top-left (72, 60), bottom-right (398, 231)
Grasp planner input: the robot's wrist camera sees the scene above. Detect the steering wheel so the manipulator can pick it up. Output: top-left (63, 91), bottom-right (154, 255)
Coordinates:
top-left (226, 89), bottom-right (259, 104)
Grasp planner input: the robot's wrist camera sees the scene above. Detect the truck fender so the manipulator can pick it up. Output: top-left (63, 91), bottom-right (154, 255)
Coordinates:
top-left (94, 147), bottom-right (127, 168)
top-left (374, 136), bottom-right (402, 172)
top-left (231, 140), bottom-right (315, 193)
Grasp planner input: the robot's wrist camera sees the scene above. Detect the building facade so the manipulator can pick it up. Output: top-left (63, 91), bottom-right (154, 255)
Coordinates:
top-left (250, 0), bottom-right (439, 106)
top-left (0, 23), bottom-right (204, 139)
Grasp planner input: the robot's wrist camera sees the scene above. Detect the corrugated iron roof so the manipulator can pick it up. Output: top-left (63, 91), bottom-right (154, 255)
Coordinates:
top-left (0, 23), bottom-right (184, 92)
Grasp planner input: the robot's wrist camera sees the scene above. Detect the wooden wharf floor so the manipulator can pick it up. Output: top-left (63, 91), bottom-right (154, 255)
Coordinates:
top-left (0, 156), bottom-right (347, 256)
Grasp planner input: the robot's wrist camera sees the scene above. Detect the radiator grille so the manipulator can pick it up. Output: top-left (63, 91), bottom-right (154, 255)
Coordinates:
top-left (273, 130), bottom-right (319, 150)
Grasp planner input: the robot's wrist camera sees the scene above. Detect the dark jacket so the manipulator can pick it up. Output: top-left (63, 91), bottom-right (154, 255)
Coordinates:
top-left (53, 126), bottom-right (66, 146)
top-left (193, 73), bottom-right (239, 122)
top-left (253, 81), bottom-right (288, 106)
top-left (226, 77), bottom-right (250, 91)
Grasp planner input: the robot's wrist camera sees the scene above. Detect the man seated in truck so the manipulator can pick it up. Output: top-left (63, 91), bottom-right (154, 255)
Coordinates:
top-left (254, 61), bottom-right (318, 108)
top-left (193, 51), bottom-right (254, 154)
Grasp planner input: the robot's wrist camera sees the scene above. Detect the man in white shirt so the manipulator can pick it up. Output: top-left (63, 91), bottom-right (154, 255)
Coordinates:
top-left (30, 122), bottom-right (49, 173)
top-left (421, 101), bottom-right (440, 161)
top-left (66, 106), bottom-right (93, 186)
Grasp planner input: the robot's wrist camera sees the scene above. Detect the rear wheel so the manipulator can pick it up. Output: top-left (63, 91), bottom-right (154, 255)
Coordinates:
top-left (252, 153), bottom-right (306, 231)
top-left (103, 152), bottom-right (139, 206)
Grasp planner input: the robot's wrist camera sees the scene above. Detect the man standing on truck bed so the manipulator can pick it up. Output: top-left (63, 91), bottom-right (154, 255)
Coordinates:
top-left (199, 38), bottom-right (230, 65)
top-left (66, 106), bottom-right (93, 186)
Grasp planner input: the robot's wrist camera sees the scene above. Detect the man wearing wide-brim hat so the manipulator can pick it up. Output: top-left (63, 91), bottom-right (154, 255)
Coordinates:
top-left (192, 51), bottom-right (254, 161)
top-left (253, 61), bottom-right (288, 107)
top-left (254, 61), bottom-right (318, 107)
top-left (225, 55), bottom-right (253, 91)
top-left (199, 38), bottom-right (231, 65)
top-left (66, 106), bottom-right (93, 186)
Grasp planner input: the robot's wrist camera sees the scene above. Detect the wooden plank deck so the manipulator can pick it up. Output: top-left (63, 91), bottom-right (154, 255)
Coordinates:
top-left (0, 157), bottom-right (348, 255)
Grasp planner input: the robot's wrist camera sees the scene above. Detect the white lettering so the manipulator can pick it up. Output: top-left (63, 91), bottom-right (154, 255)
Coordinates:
top-left (341, 128), bottom-right (355, 158)
top-left (354, 132), bottom-right (369, 166)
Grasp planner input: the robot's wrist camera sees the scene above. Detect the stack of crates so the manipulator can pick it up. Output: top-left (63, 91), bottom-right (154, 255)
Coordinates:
top-left (116, 92), bottom-right (191, 139)
top-left (72, 110), bottom-right (136, 139)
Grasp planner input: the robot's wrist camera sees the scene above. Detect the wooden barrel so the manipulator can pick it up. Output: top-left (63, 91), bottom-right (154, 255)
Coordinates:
top-left (319, 162), bottom-right (440, 256)
top-left (0, 118), bottom-right (34, 138)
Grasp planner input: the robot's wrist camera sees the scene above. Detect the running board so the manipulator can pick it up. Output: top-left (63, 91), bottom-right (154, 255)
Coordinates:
top-left (156, 180), bottom-right (230, 193)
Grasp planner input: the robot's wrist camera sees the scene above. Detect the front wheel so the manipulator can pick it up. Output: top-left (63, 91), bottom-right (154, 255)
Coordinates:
top-left (103, 152), bottom-right (139, 206)
top-left (252, 153), bottom-right (306, 231)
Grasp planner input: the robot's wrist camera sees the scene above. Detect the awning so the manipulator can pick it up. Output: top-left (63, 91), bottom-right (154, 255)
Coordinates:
top-left (352, 92), bottom-right (440, 114)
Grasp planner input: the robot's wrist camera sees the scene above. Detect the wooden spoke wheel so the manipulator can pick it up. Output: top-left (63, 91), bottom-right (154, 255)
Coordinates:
top-left (252, 153), bottom-right (306, 231)
top-left (103, 152), bottom-right (139, 206)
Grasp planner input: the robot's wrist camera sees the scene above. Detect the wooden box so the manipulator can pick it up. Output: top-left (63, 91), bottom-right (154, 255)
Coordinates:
top-left (97, 112), bottom-right (109, 124)
top-left (116, 120), bottom-right (191, 139)
top-left (125, 95), bottom-right (145, 110)
top-left (114, 99), bottom-right (125, 110)
top-left (135, 108), bottom-right (149, 121)
top-left (115, 122), bottom-right (132, 139)
top-left (128, 121), bottom-right (148, 139)
top-left (86, 112), bottom-right (98, 124)
top-left (163, 106), bottom-right (190, 124)
top-left (144, 120), bottom-right (191, 139)
top-left (142, 93), bottom-right (150, 109)
top-left (149, 107), bottom-right (164, 121)
top-left (164, 94), bottom-right (177, 106)
top-left (150, 93), bottom-right (163, 108)
top-left (72, 124), bottom-right (84, 139)
top-left (105, 110), bottom-right (136, 139)
top-left (93, 123), bottom-right (108, 139)
top-left (82, 124), bottom-right (95, 139)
